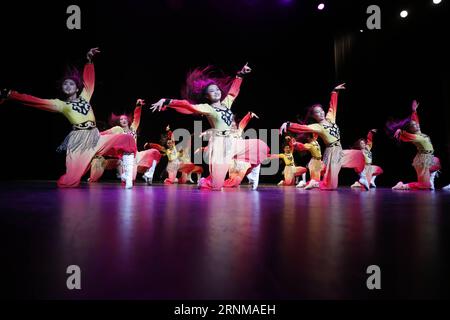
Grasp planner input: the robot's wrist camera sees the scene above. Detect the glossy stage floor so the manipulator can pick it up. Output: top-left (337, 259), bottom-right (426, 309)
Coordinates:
top-left (1, 181), bottom-right (449, 299)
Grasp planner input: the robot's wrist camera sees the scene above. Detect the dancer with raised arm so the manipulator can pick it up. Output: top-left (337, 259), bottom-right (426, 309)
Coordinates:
top-left (280, 84), bottom-right (366, 190)
top-left (350, 129), bottom-right (383, 189)
top-left (1, 48), bottom-right (136, 188)
top-left (89, 99), bottom-right (161, 185)
top-left (286, 134), bottom-right (323, 189)
top-left (150, 64), bottom-right (269, 191)
top-left (387, 100), bottom-right (441, 190)
top-left (268, 143), bottom-right (307, 186)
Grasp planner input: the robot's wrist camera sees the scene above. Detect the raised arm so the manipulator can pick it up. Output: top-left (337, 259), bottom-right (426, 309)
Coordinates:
top-left (366, 129), bottom-right (376, 150)
top-left (80, 48), bottom-right (100, 102)
top-left (221, 63), bottom-right (251, 108)
top-left (325, 83), bottom-right (345, 122)
top-left (238, 112), bottom-right (258, 132)
top-left (130, 99), bottom-right (144, 131)
top-left (411, 100), bottom-right (420, 125)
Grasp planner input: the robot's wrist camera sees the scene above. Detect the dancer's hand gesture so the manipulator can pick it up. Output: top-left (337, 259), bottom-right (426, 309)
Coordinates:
top-left (279, 122), bottom-right (288, 135)
top-left (250, 112), bottom-right (259, 119)
top-left (238, 62), bottom-right (252, 76)
top-left (334, 83), bottom-right (346, 91)
top-left (370, 129), bottom-right (378, 133)
top-left (136, 99), bottom-right (145, 107)
top-left (412, 100), bottom-right (419, 112)
top-left (87, 47), bottom-right (100, 62)
top-left (394, 129), bottom-right (401, 140)
top-left (151, 99), bottom-right (165, 112)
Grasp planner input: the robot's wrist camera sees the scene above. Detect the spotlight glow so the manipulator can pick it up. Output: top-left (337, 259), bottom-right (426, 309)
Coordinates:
top-left (318, 3), bottom-right (325, 10)
top-left (400, 10), bottom-right (408, 18)
top-left (433, 0), bottom-right (442, 5)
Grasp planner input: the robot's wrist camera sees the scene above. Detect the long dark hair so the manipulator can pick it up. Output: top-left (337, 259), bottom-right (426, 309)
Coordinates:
top-left (304, 104), bottom-right (324, 124)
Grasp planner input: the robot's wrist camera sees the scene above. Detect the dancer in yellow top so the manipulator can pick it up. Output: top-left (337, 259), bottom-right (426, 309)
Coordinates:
top-left (269, 144), bottom-right (307, 186)
top-left (351, 129), bottom-right (383, 189)
top-left (1, 48), bottom-right (136, 188)
top-left (151, 64), bottom-right (269, 191)
top-left (280, 83), bottom-right (366, 190)
top-left (388, 100), bottom-right (441, 190)
top-left (286, 134), bottom-right (323, 189)
top-left (89, 99), bottom-right (162, 185)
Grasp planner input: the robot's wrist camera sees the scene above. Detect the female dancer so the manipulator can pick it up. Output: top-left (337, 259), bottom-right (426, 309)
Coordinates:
top-left (280, 83), bottom-right (366, 190)
top-left (150, 64), bottom-right (269, 191)
top-left (350, 129), bottom-right (383, 189)
top-left (0, 48), bottom-right (136, 188)
top-left (268, 143), bottom-right (307, 186)
top-left (89, 99), bottom-right (162, 185)
top-left (286, 134), bottom-right (323, 189)
top-left (146, 126), bottom-right (199, 184)
top-left (388, 100), bottom-right (441, 190)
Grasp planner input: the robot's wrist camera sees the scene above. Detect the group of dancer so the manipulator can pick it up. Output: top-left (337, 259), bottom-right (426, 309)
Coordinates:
top-left (1, 47), bottom-right (449, 191)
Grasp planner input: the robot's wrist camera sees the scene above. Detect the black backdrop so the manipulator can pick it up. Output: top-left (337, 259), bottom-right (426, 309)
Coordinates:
top-left (1, 0), bottom-right (449, 186)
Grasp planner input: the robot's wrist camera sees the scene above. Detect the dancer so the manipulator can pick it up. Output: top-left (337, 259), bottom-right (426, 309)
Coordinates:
top-left (177, 134), bottom-right (204, 184)
top-left (150, 64), bottom-right (269, 191)
top-left (286, 134), bottom-right (323, 189)
top-left (350, 129), bottom-right (383, 189)
top-left (223, 111), bottom-right (260, 188)
top-left (1, 48), bottom-right (136, 188)
top-left (89, 99), bottom-right (161, 185)
top-left (145, 126), bottom-right (197, 184)
top-left (280, 83), bottom-right (366, 190)
top-left (388, 100), bottom-right (441, 190)
top-left (268, 143), bottom-right (307, 186)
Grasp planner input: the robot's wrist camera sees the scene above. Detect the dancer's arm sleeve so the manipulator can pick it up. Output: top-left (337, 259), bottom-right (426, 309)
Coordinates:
top-left (101, 126), bottom-right (123, 135)
top-left (398, 131), bottom-right (417, 143)
top-left (80, 63), bottom-right (95, 102)
top-left (130, 105), bottom-right (142, 131)
top-left (294, 142), bottom-right (309, 152)
top-left (325, 91), bottom-right (338, 122)
top-left (238, 112), bottom-right (252, 131)
top-left (367, 131), bottom-right (374, 150)
top-left (165, 99), bottom-right (212, 115)
top-left (7, 91), bottom-right (65, 113)
top-left (411, 110), bottom-right (420, 125)
top-left (147, 143), bottom-right (166, 153)
top-left (288, 123), bottom-right (322, 134)
top-left (222, 77), bottom-right (243, 108)
top-left (268, 154), bottom-right (282, 160)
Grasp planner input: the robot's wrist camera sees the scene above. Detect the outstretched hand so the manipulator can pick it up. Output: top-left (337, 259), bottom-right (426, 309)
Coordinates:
top-left (394, 129), bottom-right (401, 140)
top-left (238, 62), bottom-right (252, 76)
top-left (279, 122), bottom-right (288, 135)
top-left (150, 99), bottom-right (165, 112)
top-left (334, 83), bottom-right (346, 91)
top-left (250, 112), bottom-right (259, 119)
top-left (412, 100), bottom-right (419, 112)
top-left (87, 47), bottom-right (100, 62)
top-left (136, 99), bottom-right (145, 107)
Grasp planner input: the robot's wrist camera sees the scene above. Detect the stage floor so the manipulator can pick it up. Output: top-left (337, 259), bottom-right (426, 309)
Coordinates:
top-left (1, 181), bottom-right (450, 299)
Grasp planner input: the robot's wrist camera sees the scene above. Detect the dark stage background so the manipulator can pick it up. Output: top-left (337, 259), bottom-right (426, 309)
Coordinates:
top-left (1, 0), bottom-right (449, 186)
